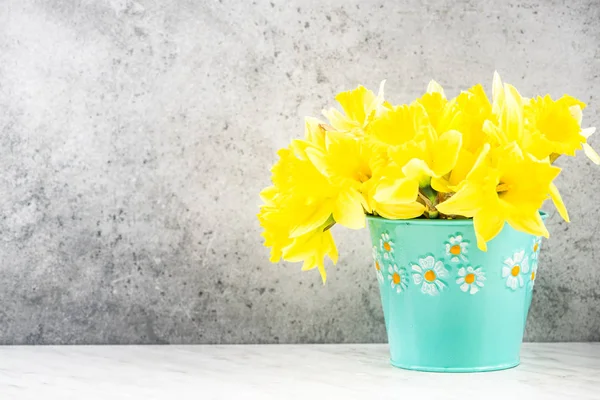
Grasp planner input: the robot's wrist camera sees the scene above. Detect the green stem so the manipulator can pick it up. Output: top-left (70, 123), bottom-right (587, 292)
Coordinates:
top-left (420, 186), bottom-right (439, 219)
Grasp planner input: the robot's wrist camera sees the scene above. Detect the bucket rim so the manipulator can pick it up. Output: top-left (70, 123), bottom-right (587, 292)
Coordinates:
top-left (365, 210), bottom-right (548, 226)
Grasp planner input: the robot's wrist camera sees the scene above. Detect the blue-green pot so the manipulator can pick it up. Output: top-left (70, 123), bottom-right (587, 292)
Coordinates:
top-left (367, 213), bottom-right (544, 372)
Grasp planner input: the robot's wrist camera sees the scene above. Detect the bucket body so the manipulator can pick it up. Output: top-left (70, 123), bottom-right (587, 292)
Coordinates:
top-left (367, 214), bottom-right (543, 372)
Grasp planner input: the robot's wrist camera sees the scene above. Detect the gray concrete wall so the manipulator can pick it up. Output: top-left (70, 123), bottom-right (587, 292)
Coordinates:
top-left (0, 0), bottom-right (598, 344)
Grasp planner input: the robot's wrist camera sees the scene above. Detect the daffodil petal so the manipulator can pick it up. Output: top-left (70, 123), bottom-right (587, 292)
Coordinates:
top-left (373, 177), bottom-right (419, 203)
top-left (506, 210), bottom-right (549, 238)
top-left (322, 107), bottom-right (356, 132)
top-left (402, 158), bottom-right (434, 182)
top-left (581, 127), bottom-right (596, 139)
top-left (427, 80), bottom-right (445, 97)
top-left (335, 85), bottom-right (375, 126)
top-left (431, 129), bottom-right (462, 177)
top-left (473, 208), bottom-right (505, 251)
top-left (430, 176), bottom-right (452, 193)
top-left (549, 182), bottom-right (570, 222)
top-left (503, 83), bottom-right (524, 142)
top-left (583, 142), bottom-right (600, 165)
top-left (492, 71), bottom-right (504, 115)
top-left (289, 202), bottom-right (333, 238)
top-left (333, 189), bottom-right (366, 229)
top-left (374, 202), bottom-right (425, 220)
top-left (569, 105), bottom-right (583, 125)
top-left (304, 117), bottom-right (326, 148)
top-left (436, 185), bottom-right (480, 218)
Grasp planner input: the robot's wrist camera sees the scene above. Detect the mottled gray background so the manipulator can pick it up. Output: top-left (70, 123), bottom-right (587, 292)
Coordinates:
top-left (0, 0), bottom-right (599, 344)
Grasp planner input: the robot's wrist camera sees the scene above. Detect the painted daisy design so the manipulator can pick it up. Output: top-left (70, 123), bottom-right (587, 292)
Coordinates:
top-left (528, 263), bottom-right (538, 292)
top-left (531, 237), bottom-right (542, 263)
top-left (502, 250), bottom-right (529, 290)
top-left (445, 234), bottom-right (468, 263)
top-left (456, 266), bottom-right (485, 294)
top-left (387, 264), bottom-right (408, 293)
top-left (372, 246), bottom-right (384, 284)
top-left (411, 255), bottom-right (449, 296)
top-left (380, 232), bottom-right (395, 260)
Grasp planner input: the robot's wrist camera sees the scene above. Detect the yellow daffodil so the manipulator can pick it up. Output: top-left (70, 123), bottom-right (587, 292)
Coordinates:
top-left (259, 73), bottom-right (597, 282)
top-left (416, 80), bottom-right (451, 132)
top-left (452, 84), bottom-right (495, 153)
top-left (322, 81), bottom-right (386, 134)
top-left (523, 95), bottom-right (600, 164)
top-left (366, 102), bottom-right (431, 147)
top-left (437, 143), bottom-right (561, 250)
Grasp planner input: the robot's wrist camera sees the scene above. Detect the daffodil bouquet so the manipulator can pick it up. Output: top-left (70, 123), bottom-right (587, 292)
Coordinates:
top-left (258, 73), bottom-right (598, 283)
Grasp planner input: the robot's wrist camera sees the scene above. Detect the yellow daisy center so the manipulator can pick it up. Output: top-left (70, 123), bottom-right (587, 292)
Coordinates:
top-left (511, 265), bottom-right (520, 276)
top-left (465, 273), bottom-right (475, 285)
top-left (383, 242), bottom-right (391, 252)
top-left (392, 272), bottom-right (401, 285)
top-left (533, 243), bottom-right (539, 252)
top-left (375, 261), bottom-right (380, 271)
top-left (450, 245), bottom-right (461, 255)
top-left (424, 270), bottom-right (436, 282)
top-left (531, 271), bottom-right (536, 281)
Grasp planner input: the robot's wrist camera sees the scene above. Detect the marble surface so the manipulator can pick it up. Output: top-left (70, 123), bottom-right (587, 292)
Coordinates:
top-left (0, 343), bottom-right (599, 399)
top-left (1, 0), bottom-right (600, 345)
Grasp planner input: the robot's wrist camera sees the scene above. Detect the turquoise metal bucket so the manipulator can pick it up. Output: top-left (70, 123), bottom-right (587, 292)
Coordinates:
top-left (367, 213), bottom-right (544, 372)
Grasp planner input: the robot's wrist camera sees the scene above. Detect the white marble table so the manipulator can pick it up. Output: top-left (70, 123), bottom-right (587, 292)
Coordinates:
top-left (0, 343), bottom-right (598, 399)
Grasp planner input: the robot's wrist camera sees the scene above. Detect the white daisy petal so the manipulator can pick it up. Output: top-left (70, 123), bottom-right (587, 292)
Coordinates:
top-left (458, 267), bottom-right (466, 277)
top-left (466, 266), bottom-right (474, 274)
top-left (434, 261), bottom-right (448, 278)
top-left (476, 280), bottom-right (484, 287)
top-left (460, 282), bottom-right (469, 292)
top-left (413, 274), bottom-right (423, 284)
top-left (456, 277), bottom-right (465, 284)
top-left (514, 250), bottom-right (524, 263)
top-left (518, 275), bottom-right (524, 287)
top-left (434, 280), bottom-right (446, 290)
top-left (428, 283), bottom-right (439, 296)
top-left (502, 266), bottom-right (510, 278)
top-left (422, 256), bottom-right (435, 269)
top-left (521, 257), bottom-right (530, 274)
top-left (470, 286), bottom-right (479, 295)
top-left (412, 264), bottom-right (422, 273)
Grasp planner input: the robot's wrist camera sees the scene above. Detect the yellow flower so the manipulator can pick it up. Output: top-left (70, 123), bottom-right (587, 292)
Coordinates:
top-left (366, 102), bottom-right (430, 147)
top-left (437, 143), bottom-right (561, 250)
top-left (280, 226), bottom-right (338, 281)
top-left (322, 81), bottom-right (386, 134)
top-left (259, 73), bottom-right (597, 284)
top-left (485, 72), bottom-right (526, 145)
top-left (523, 95), bottom-right (600, 164)
top-left (416, 80), bottom-right (452, 132)
top-left (451, 84), bottom-right (495, 153)
top-left (306, 132), bottom-right (384, 229)
top-left (367, 172), bottom-right (426, 219)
